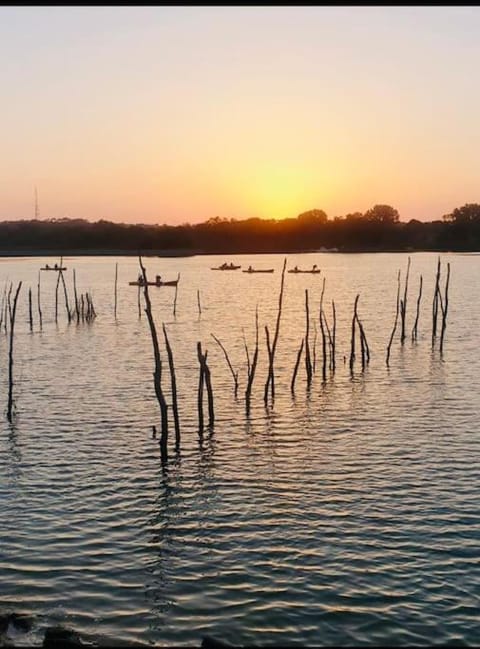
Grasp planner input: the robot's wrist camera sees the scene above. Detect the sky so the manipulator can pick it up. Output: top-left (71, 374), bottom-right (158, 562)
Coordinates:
top-left (1, 5), bottom-right (480, 225)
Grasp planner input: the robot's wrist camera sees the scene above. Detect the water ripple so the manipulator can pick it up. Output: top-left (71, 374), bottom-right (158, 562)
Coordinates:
top-left (1, 253), bottom-right (479, 646)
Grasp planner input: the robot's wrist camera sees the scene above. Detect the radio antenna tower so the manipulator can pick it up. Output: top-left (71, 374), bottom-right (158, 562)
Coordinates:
top-left (34, 186), bottom-right (40, 219)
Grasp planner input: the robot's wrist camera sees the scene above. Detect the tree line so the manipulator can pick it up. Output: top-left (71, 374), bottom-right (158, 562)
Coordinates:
top-left (1, 203), bottom-right (480, 255)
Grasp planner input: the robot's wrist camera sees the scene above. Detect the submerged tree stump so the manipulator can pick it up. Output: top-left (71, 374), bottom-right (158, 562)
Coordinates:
top-left (139, 257), bottom-right (168, 462)
top-left (7, 281), bottom-right (22, 422)
top-left (264, 258), bottom-right (287, 403)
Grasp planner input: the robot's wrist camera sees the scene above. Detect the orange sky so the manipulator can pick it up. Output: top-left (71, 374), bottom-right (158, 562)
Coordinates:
top-left (1, 6), bottom-right (480, 224)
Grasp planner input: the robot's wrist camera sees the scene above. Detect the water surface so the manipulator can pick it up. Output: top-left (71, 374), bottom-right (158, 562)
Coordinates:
top-left (0, 252), bottom-right (478, 646)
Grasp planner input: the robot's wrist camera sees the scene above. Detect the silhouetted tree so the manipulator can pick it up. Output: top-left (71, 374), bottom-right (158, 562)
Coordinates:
top-left (2, 202), bottom-right (480, 253)
top-left (443, 203), bottom-right (480, 223)
top-left (364, 204), bottom-right (400, 224)
top-left (297, 209), bottom-right (328, 224)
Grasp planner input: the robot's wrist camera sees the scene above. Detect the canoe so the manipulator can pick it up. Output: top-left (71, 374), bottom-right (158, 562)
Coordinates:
top-left (129, 279), bottom-right (179, 287)
top-left (288, 269), bottom-right (321, 274)
top-left (40, 267), bottom-right (67, 271)
top-left (211, 265), bottom-right (241, 270)
top-left (242, 268), bottom-right (274, 273)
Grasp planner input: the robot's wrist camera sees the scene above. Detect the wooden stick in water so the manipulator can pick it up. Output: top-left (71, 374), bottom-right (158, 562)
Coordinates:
top-left (411, 275), bottom-right (423, 342)
top-left (6, 282), bottom-right (13, 333)
top-left (7, 281), bottom-right (22, 422)
top-left (439, 262), bottom-right (450, 354)
top-left (331, 300), bottom-right (336, 373)
top-left (114, 262), bottom-right (118, 320)
top-left (264, 258), bottom-right (287, 403)
top-left (211, 333), bottom-right (239, 397)
top-left (264, 325), bottom-right (273, 403)
top-left (28, 287), bottom-right (33, 332)
top-left (204, 350), bottom-right (214, 428)
top-left (173, 273), bottom-right (180, 317)
top-left (0, 283), bottom-right (5, 333)
top-left (37, 271), bottom-right (43, 331)
top-left (139, 256), bottom-right (169, 462)
top-left (400, 256), bottom-right (411, 344)
top-left (58, 269), bottom-right (72, 323)
top-left (245, 306), bottom-right (259, 413)
top-left (197, 341), bottom-right (205, 435)
top-left (319, 278), bottom-right (328, 380)
top-left (432, 257), bottom-right (441, 349)
top-left (355, 300), bottom-right (370, 370)
top-left (312, 320), bottom-right (317, 374)
top-left (73, 269), bottom-right (80, 323)
top-left (291, 338), bottom-right (304, 394)
top-left (349, 294), bottom-right (360, 373)
top-left (163, 323), bottom-right (180, 448)
top-left (386, 270), bottom-right (401, 367)
top-left (304, 289), bottom-right (312, 386)
top-left (55, 271), bottom-right (60, 324)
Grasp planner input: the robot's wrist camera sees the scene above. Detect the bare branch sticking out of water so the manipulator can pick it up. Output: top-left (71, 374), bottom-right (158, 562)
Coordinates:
top-left (349, 294), bottom-right (360, 374)
top-left (386, 270), bottom-right (401, 367)
top-left (304, 289), bottom-right (312, 387)
top-left (197, 342), bottom-right (205, 436)
top-left (114, 263), bottom-right (118, 321)
top-left (263, 325), bottom-right (273, 403)
top-left (73, 269), bottom-right (80, 323)
top-left (411, 275), bottom-right (423, 342)
top-left (291, 338), bottom-right (304, 394)
top-left (245, 306), bottom-right (259, 414)
top-left (439, 262), bottom-right (450, 354)
top-left (37, 271), bottom-right (43, 331)
top-left (211, 333), bottom-right (239, 397)
top-left (264, 258), bottom-right (287, 404)
top-left (59, 269), bottom-right (72, 323)
top-left (28, 287), bottom-right (33, 332)
top-left (432, 257), bottom-right (441, 349)
top-left (173, 273), bottom-right (180, 317)
top-left (197, 342), bottom-right (214, 431)
top-left (55, 271), bottom-right (60, 324)
top-left (331, 300), bottom-right (336, 373)
top-left (139, 256), bottom-right (168, 462)
top-left (355, 300), bottom-right (370, 370)
top-left (7, 281), bottom-right (22, 422)
top-left (0, 280), bottom-right (8, 333)
top-left (319, 278), bottom-right (328, 382)
top-left (400, 256), bottom-right (411, 344)
top-left (163, 323), bottom-right (180, 448)
top-left (197, 289), bottom-right (202, 317)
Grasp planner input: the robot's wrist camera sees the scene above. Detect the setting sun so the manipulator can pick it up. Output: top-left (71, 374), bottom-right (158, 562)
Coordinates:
top-left (237, 164), bottom-right (322, 221)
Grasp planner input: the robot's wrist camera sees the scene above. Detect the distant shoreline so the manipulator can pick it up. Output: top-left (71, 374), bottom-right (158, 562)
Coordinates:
top-left (0, 247), bottom-right (462, 258)
top-left (0, 249), bottom-right (199, 258)
top-left (0, 211), bottom-right (477, 254)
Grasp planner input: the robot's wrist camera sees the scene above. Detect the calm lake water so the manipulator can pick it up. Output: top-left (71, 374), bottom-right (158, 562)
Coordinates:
top-left (0, 251), bottom-right (478, 647)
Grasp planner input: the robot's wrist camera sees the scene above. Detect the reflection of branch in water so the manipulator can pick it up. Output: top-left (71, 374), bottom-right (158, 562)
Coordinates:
top-left (197, 428), bottom-right (217, 483)
top-left (7, 422), bottom-right (22, 483)
top-left (428, 350), bottom-right (446, 400)
top-left (262, 408), bottom-right (279, 474)
top-left (146, 453), bottom-right (182, 619)
top-left (243, 414), bottom-right (277, 476)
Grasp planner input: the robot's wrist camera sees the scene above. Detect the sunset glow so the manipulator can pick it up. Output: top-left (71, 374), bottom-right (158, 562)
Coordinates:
top-left (1, 6), bottom-right (480, 224)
